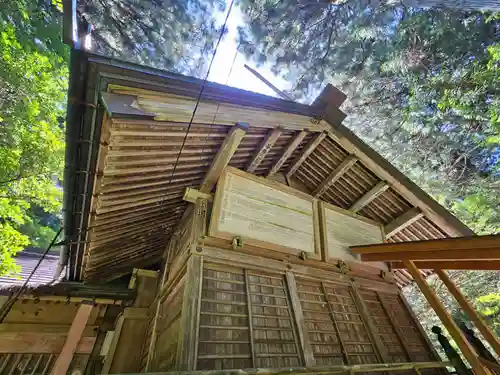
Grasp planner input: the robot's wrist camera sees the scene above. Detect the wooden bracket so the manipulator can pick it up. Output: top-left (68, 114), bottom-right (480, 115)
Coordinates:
top-left (183, 187), bottom-right (213, 204)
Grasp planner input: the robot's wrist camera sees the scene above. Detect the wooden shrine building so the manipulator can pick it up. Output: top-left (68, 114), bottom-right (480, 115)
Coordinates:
top-left (0, 50), bottom-right (498, 375)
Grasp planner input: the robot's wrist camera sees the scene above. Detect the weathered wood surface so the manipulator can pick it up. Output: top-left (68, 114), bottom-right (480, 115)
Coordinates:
top-left (0, 333), bottom-right (96, 354)
top-left (50, 302), bottom-right (94, 375)
top-left (210, 167), bottom-right (319, 258)
top-left (105, 360), bottom-right (450, 375)
top-left (390, 260), bottom-right (500, 270)
top-left (404, 260), bottom-right (489, 375)
top-left (320, 202), bottom-right (385, 268)
top-left (201, 122), bottom-right (248, 194)
top-left (247, 128), bottom-right (282, 173)
top-left (105, 87), bottom-right (328, 132)
top-left (312, 155), bottom-right (358, 197)
top-left (349, 181), bottom-right (389, 213)
top-left (177, 256), bottom-right (204, 370)
top-left (268, 131), bottom-right (308, 176)
top-left (107, 269), bottom-right (158, 374)
top-left (384, 208), bottom-right (424, 238)
top-left (286, 133), bottom-right (326, 178)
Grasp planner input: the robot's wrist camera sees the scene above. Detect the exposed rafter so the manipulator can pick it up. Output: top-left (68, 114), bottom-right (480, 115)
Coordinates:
top-left (312, 155), bottom-right (358, 197)
top-left (384, 207), bottom-right (424, 238)
top-left (268, 131), bottom-right (308, 176)
top-left (350, 181), bottom-right (389, 213)
top-left (200, 122), bottom-right (248, 193)
top-left (246, 128), bottom-right (282, 173)
top-left (286, 132), bottom-right (326, 178)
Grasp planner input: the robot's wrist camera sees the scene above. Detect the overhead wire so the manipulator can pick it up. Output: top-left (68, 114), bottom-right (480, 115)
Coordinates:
top-left (0, 227), bottom-right (64, 323)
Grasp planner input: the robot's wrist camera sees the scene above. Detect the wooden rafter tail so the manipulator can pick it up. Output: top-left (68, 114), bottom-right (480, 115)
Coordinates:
top-left (435, 269), bottom-right (500, 357)
top-left (200, 122), bottom-right (248, 193)
top-left (286, 132), bottom-right (326, 178)
top-left (351, 234), bottom-right (500, 254)
top-left (312, 154), bottom-right (358, 197)
top-left (246, 128), bottom-right (282, 173)
top-left (268, 130), bottom-right (308, 176)
top-left (360, 248), bottom-right (500, 262)
top-left (390, 260), bottom-right (500, 270)
top-left (350, 181), bottom-right (390, 213)
top-left (403, 261), bottom-right (490, 375)
top-left (385, 207), bottom-right (424, 238)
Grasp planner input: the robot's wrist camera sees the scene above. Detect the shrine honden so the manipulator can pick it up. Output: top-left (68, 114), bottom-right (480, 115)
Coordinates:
top-left (0, 50), bottom-right (498, 375)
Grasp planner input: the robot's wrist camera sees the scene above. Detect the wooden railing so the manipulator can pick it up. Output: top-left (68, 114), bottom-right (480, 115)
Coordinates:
top-left (109, 361), bottom-right (451, 375)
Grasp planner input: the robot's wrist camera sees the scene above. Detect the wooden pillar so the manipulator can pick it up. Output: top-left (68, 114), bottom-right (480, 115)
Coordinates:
top-left (435, 269), bottom-right (500, 358)
top-left (51, 301), bottom-right (94, 375)
top-left (404, 261), bottom-right (490, 375)
top-left (176, 255), bottom-right (204, 370)
top-left (103, 269), bottom-right (158, 374)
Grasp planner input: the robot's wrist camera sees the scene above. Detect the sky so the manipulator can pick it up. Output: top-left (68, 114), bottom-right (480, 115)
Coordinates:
top-left (206, 4), bottom-right (292, 98)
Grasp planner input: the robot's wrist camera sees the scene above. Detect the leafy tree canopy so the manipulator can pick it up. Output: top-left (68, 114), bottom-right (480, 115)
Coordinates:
top-left (238, 1), bottom-right (500, 234)
top-left (0, 0), bottom-right (67, 276)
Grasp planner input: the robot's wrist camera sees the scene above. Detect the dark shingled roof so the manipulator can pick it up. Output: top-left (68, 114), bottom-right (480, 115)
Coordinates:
top-left (0, 251), bottom-right (61, 288)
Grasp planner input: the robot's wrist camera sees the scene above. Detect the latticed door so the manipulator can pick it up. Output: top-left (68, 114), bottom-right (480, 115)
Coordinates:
top-left (295, 278), bottom-right (380, 366)
top-left (197, 263), bottom-right (303, 370)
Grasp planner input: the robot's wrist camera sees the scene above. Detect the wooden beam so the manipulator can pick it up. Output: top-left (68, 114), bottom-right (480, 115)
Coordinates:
top-left (360, 248), bottom-right (500, 262)
top-left (268, 131), bottom-right (308, 176)
top-left (200, 122), bottom-right (248, 193)
top-left (51, 301), bottom-right (94, 375)
top-left (435, 269), bottom-right (500, 357)
top-left (350, 181), bottom-right (389, 213)
top-left (312, 155), bottom-right (358, 197)
top-left (390, 260), bottom-right (500, 270)
top-left (286, 132), bottom-right (326, 178)
top-left (0, 332), bottom-right (95, 354)
top-left (403, 261), bottom-right (489, 375)
top-left (183, 187), bottom-right (213, 204)
top-left (246, 128), bottom-right (282, 173)
top-left (316, 84), bottom-right (474, 238)
top-left (285, 272), bottom-right (315, 366)
top-left (385, 208), bottom-right (424, 238)
top-left (351, 234), bottom-right (500, 254)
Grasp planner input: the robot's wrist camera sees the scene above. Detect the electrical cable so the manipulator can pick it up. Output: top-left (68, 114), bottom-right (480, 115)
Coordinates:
top-left (161, 0), bottom-right (236, 196)
top-left (0, 227), bottom-right (64, 323)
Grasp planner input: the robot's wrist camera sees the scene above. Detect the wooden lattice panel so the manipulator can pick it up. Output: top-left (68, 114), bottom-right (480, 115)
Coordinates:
top-left (296, 278), bottom-right (344, 366)
top-left (377, 293), bottom-right (435, 363)
top-left (295, 278), bottom-right (380, 366)
top-left (197, 264), bottom-right (252, 370)
top-left (322, 283), bottom-right (379, 365)
top-left (247, 271), bottom-right (303, 368)
top-left (359, 290), bottom-right (409, 364)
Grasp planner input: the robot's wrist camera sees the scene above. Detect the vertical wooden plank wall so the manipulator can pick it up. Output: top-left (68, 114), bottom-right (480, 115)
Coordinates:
top-left (151, 199), bottom-right (443, 373)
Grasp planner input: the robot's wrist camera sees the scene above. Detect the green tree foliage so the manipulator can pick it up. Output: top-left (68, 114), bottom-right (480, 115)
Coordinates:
top-left (0, 0), bottom-right (68, 276)
top-left (238, 2), bottom-right (500, 234)
top-left (78, 0), bottom-right (225, 75)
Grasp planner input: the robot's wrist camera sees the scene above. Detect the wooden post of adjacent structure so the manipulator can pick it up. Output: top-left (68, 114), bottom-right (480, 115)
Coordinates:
top-left (435, 269), bottom-right (500, 358)
top-left (404, 261), bottom-right (490, 375)
top-left (103, 269), bottom-right (158, 374)
top-left (51, 301), bottom-right (94, 375)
